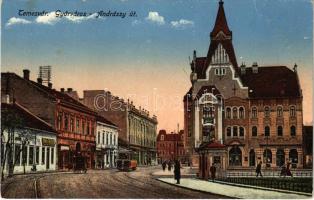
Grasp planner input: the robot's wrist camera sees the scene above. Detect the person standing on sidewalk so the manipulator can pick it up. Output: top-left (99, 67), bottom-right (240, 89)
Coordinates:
top-left (168, 160), bottom-right (172, 171)
top-left (162, 161), bottom-right (166, 171)
top-left (256, 161), bottom-right (263, 177)
top-left (174, 160), bottom-right (181, 184)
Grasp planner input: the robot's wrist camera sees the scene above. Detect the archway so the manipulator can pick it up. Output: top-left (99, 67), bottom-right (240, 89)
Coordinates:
top-left (249, 149), bottom-right (255, 166)
top-left (229, 146), bottom-right (242, 166)
top-left (276, 149), bottom-right (285, 167)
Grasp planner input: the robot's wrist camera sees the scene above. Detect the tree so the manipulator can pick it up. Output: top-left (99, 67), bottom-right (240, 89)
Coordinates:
top-left (1, 105), bottom-right (31, 180)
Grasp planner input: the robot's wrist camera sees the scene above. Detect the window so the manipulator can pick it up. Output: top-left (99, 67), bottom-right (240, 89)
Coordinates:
top-left (239, 127), bottom-right (244, 137)
top-left (114, 135), bottom-right (116, 145)
top-left (290, 126), bottom-right (296, 136)
top-left (42, 147), bottom-right (45, 164)
top-left (70, 118), bottom-right (74, 132)
top-left (15, 144), bottom-right (21, 166)
top-left (64, 114), bottom-right (69, 131)
top-left (29, 146), bottom-right (34, 165)
top-left (251, 107), bottom-right (257, 118)
top-left (277, 106), bottom-right (283, 117)
top-left (265, 126), bottom-right (270, 137)
top-left (290, 106), bottom-right (296, 117)
top-left (82, 120), bottom-right (85, 135)
top-left (36, 146), bottom-right (40, 164)
top-left (276, 149), bottom-right (285, 167)
top-left (57, 112), bottom-right (62, 130)
top-left (233, 126), bottom-right (238, 137)
top-left (249, 150), bottom-right (255, 167)
top-left (161, 135), bottom-right (164, 140)
top-left (277, 126), bottom-right (283, 137)
top-left (226, 107), bottom-right (231, 119)
top-left (221, 68), bottom-right (226, 75)
top-left (232, 107), bottom-right (238, 119)
top-left (227, 127), bottom-right (231, 137)
top-left (76, 119), bottom-right (80, 133)
top-left (51, 148), bottom-right (54, 164)
top-left (264, 106), bottom-right (270, 118)
top-left (106, 133), bottom-right (109, 145)
top-left (97, 132), bottom-right (100, 144)
top-left (102, 132), bottom-right (105, 144)
top-left (252, 126), bottom-right (257, 137)
top-left (239, 107), bottom-right (244, 119)
top-left (215, 68), bottom-right (219, 75)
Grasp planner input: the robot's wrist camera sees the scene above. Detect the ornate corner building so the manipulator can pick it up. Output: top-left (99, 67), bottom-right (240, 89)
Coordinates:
top-left (183, 0), bottom-right (303, 173)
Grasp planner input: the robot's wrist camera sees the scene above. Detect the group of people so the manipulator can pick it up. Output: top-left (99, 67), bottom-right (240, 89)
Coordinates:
top-left (161, 160), bottom-right (181, 184)
top-left (256, 160), bottom-right (293, 177)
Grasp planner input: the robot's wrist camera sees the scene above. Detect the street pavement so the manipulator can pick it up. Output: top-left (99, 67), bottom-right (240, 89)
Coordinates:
top-left (1, 166), bottom-right (228, 198)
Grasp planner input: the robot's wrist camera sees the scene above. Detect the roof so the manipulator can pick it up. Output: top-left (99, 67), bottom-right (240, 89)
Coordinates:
top-left (157, 130), bottom-right (184, 141)
top-left (240, 66), bottom-right (301, 98)
top-left (210, 0), bottom-right (232, 38)
top-left (96, 115), bottom-right (117, 127)
top-left (1, 102), bottom-right (56, 133)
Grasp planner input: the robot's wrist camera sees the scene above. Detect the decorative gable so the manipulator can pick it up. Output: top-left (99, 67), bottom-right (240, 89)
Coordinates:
top-left (210, 43), bottom-right (230, 65)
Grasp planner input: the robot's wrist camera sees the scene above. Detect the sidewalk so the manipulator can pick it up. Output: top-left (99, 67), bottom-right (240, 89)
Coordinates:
top-left (152, 167), bottom-right (197, 177)
top-left (157, 178), bottom-right (312, 199)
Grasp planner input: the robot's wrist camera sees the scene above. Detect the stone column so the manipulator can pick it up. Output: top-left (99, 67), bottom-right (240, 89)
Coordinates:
top-left (297, 148), bottom-right (303, 168)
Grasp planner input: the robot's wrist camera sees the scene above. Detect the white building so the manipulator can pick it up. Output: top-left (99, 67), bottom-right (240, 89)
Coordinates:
top-left (1, 102), bottom-right (57, 175)
top-left (95, 115), bottom-right (118, 168)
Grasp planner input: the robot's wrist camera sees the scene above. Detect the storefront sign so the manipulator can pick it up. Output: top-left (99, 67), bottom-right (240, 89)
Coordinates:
top-left (60, 145), bottom-right (70, 150)
top-left (42, 138), bottom-right (56, 146)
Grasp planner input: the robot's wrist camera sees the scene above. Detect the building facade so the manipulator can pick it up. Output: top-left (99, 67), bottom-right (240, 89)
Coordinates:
top-left (1, 70), bottom-right (97, 170)
top-left (95, 115), bottom-right (118, 168)
top-left (156, 130), bottom-right (186, 164)
top-left (184, 0), bottom-right (303, 173)
top-left (1, 102), bottom-right (57, 174)
top-left (81, 90), bottom-right (158, 165)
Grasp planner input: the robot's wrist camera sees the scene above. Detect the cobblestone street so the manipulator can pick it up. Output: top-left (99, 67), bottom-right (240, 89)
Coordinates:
top-left (1, 167), bottom-right (228, 198)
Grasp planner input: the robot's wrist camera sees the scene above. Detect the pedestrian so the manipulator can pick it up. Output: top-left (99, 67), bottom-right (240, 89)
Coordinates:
top-left (279, 164), bottom-right (287, 177)
top-left (168, 160), bottom-right (172, 171)
top-left (162, 161), bottom-right (166, 171)
top-left (286, 160), bottom-right (293, 177)
top-left (256, 161), bottom-right (263, 177)
top-left (210, 164), bottom-right (216, 181)
top-left (174, 160), bottom-right (181, 184)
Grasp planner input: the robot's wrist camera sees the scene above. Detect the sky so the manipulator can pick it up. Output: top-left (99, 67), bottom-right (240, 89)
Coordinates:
top-left (1, 0), bottom-right (313, 132)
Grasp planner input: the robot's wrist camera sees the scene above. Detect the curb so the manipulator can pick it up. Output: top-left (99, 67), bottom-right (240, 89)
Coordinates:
top-left (155, 178), bottom-right (234, 199)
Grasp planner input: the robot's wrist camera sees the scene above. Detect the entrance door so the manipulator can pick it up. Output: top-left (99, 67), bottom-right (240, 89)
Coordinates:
top-left (46, 147), bottom-right (50, 169)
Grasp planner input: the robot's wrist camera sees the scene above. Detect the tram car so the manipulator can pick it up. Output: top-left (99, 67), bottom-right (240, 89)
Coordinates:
top-left (116, 149), bottom-right (137, 171)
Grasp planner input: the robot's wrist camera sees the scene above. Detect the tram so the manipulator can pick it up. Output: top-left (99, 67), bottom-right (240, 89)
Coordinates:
top-left (116, 149), bottom-right (137, 171)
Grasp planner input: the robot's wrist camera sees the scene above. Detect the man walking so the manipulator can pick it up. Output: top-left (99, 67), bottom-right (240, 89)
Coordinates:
top-left (174, 160), bottom-right (181, 184)
top-left (256, 161), bottom-right (263, 177)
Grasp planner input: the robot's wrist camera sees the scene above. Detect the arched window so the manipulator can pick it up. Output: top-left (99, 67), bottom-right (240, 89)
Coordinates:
top-left (227, 127), bottom-right (231, 137)
top-left (264, 106), bottom-right (270, 118)
top-left (289, 149), bottom-right (298, 166)
top-left (277, 126), bottom-right (283, 137)
top-left (233, 126), bottom-right (238, 137)
top-left (249, 149), bottom-right (255, 166)
top-left (229, 146), bottom-right (242, 166)
top-left (232, 107), bottom-right (238, 119)
top-left (239, 127), bottom-right (244, 137)
top-left (239, 107), bottom-right (245, 119)
top-left (277, 106), bottom-right (283, 117)
top-left (252, 107), bottom-right (257, 118)
top-left (263, 149), bottom-right (272, 165)
top-left (290, 126), bottom-right (296, 136)
top-left (276, 149), bottom-right (285, 167)
top-left (226, 107), bottom-right (231, 119)
top-left (265, 126), bottom-right (270, 137)
top-left (290, 106), bottom-right (296, 117)
top-left (161, 135), bottom-right (164, 141)
top-left (252, 126), bottom-right (257, 137)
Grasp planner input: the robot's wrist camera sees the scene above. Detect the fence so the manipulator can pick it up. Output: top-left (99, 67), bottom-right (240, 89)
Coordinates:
top-left (225, 170), bottom-right (312, 178)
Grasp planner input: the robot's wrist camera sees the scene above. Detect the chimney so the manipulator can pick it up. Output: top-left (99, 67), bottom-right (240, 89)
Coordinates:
top-left (67, 88), bottom-right (73, 92)
top-left (23, 69), bottom-right (30, 80)
top-left (61, 88), bottom-right (65, 92)
top-left (48, 82), bottom-right (52, 89)
top-left (252, 62), bottom-right (258, 74)
top-left (240, 63), bottom-right (246, 75)
top-left (37, 78), bottom-right (43, 84)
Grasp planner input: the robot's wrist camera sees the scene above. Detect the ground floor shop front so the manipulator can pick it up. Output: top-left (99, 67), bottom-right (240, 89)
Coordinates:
top-left (57, 138), bottom-right (95, 170)
top-left (129, 146), bottom-right (157, 165)
top-left (95, 148), bottom-right (118, 168)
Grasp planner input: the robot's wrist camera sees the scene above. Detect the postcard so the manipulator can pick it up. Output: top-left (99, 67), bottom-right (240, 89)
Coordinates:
top-left (1, 0), bottom-right (313, 199)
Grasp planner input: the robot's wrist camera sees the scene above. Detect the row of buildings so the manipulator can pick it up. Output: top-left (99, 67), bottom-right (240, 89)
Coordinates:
top-left (1, 70), bottom-right (157, 174)
top-left (181, 0), bottom-right (312, 179)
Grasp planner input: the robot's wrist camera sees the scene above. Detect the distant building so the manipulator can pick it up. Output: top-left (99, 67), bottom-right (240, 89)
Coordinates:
top-left (183, 0), bottom-right (303, 178)
top-left (1, 101), bottom-right (57, 174)
top-left (156, 130), bottom-right (186, 164)
top-left (81, 90), bottom-right (158, 165)
top-left (95, 115), bottom-right (118, 169)
top-left (303, 125), bottom-right (313, 168)
top-left (1, 70), bottom-right (97, 170)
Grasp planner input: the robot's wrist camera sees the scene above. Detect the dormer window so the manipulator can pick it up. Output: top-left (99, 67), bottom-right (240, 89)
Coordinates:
top-left (214, 67), bottom-right (226, 76)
